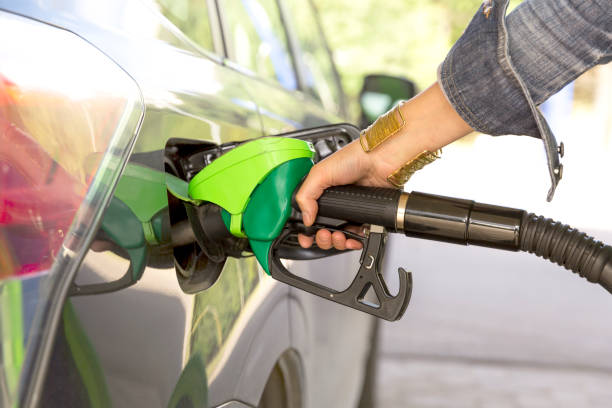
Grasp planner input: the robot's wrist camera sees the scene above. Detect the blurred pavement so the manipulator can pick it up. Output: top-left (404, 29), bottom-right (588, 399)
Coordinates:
top-left (376, 233), bottom-right (612, 407)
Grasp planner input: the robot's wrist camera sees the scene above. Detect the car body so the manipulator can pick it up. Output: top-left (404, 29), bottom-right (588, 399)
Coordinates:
top-left (0, 1), bottom-right (376, 407)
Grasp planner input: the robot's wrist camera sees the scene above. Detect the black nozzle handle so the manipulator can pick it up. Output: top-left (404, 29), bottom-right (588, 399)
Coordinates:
top-left (298, 185), bottom-right (403, 231)
top-left (293, 185), bottom-right (526, 246)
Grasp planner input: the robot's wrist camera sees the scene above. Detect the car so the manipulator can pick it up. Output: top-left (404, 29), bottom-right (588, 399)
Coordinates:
top-left (0, 1), bottom-right (415, 407)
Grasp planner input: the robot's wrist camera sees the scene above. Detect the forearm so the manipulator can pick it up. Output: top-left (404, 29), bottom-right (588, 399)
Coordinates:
top-left (366, 82), bottom-right (473, 174)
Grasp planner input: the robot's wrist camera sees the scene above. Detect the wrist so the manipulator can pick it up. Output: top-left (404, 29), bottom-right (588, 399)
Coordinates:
top-left (369, 82), bottom-right (472, 174)
top-left (354, 83), bottom-right (472, 187)
top-left (365, 110), bottom-right (432, 177)
top-left (399, 82), bottom-right (473, 150)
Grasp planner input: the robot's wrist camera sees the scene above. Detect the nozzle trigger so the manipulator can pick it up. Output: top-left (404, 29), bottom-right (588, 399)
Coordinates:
top-left (268, 225), bottom-right (411, 321)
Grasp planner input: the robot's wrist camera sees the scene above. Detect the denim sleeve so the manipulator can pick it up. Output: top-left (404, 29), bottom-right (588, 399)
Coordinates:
top-left (439, 0), bottom-right (611, 137)
top-left (438, 0), bottom-right (611, 200)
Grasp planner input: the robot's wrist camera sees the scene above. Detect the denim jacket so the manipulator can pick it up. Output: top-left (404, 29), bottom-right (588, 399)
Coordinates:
top-left (438, 0), bottom-right (612, 201)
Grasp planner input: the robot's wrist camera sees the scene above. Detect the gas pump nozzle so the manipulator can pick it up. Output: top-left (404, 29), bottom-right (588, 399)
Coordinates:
top-left (180, 136), bottom-right (612, 321)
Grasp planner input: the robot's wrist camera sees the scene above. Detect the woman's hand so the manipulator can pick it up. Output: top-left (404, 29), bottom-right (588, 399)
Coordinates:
top-left (295, 82), bottom-right (473, 250)
top-left (295, 139), bottom-right (397, 250)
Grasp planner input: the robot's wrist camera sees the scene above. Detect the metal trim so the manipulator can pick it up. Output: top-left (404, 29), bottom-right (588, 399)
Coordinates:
top-left (396, 193), bottom-right (409, 231)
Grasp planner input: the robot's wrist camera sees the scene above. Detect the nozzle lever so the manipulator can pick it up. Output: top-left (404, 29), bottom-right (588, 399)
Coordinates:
top-left (268, 225), bottom-right (411, 321)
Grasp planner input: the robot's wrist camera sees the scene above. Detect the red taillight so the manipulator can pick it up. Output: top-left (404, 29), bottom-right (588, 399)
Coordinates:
top-left (0, 9), bottom-right (143, 284)
top-left (0, 20), bottom-right (143, 280)
top-left (0, 117), bottom-right (85, 277)
top-left (0, 66), bottom-right (132, 279)
top-left (0, 12), bottom-right (144, 404)
top-left (0, 74), bottom-right (19, 106)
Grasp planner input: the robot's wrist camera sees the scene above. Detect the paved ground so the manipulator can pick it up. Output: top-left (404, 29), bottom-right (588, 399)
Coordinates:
top-left (376, 356), bottom-right (612, 408)
top-left (373, 233), bottom-right (612, 407)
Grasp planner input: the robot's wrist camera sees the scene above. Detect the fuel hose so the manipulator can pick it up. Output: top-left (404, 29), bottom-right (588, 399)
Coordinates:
top-left (312, 185), bottom-right (612, 294)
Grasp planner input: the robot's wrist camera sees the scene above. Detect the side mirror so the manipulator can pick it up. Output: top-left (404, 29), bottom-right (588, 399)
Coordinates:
top-left (358, 74), bottom-right (417, 129)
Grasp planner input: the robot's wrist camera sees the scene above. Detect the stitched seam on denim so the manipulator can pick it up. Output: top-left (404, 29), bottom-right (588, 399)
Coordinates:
top-left (443, 52), bottom-right (493, 134)
top-left (498, 0), bottom-right (547, 137)
top-left (443, 60), bottom-right (485, 132)
top-left (498, 0), bottom-right (560, 197)
top-left (436, 63), bottom-right (455, 108)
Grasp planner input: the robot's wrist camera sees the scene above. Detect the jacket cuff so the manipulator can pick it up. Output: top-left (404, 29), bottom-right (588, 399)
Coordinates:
top-left (437, 3), bottom-right (540, 137)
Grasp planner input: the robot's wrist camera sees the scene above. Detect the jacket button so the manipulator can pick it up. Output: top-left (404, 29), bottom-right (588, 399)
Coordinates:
top-left (482, 0), bottom-right (493, 18)
top-left (554, 164), bottom-right (563, 180)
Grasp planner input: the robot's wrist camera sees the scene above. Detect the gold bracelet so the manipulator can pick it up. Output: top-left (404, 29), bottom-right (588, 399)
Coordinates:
top-left (386, 149), bottom-right (442, 188)
top-left (359, 103), bottom-right (441, 188)
top-left (359, 102), bottom-right (406, 152)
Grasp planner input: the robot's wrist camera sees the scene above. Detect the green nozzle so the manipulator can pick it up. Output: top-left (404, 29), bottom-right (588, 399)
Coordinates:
top-left (188, 137), bottom-right (314, 273)
top-left (243, 157), bottom-right (313, 272)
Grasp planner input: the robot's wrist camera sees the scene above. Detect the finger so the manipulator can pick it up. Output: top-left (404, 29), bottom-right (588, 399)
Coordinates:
top-left (315, 229), bottom-right (332, 250)
top-left (345, 225), bottom-right (365, 236)
top-left (346, 239), bottom-right (363, 250)
top-left (343, 225), bottom-right (364, 250)
top-left (296, 169), bottom-right (329, 226)
top-left (331, 230), bottom-right (347, 250)
top-left (297, 233), bottom-right (314, 249)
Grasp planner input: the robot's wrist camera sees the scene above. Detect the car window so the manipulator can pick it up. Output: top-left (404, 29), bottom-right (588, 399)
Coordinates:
top-left (155, 0), bottom-right (215, 52)
top-left (221, 0), bottom-right (298, 91)
top-left (283, 0), bottom-right (342, 113)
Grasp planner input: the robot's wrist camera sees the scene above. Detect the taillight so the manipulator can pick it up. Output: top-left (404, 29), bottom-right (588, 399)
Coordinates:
top-left (0, 75), bottom-right (19, 106)
top-left (0, 11), bottom-right (144, 405)
top-left (0, 13), bottom-right (143, 281)
top-left (0, 118), bottom-right (83, 276)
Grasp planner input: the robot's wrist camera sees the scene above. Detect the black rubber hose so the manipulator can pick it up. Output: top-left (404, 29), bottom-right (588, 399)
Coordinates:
top-left (519, 213), bottom-right (612, 294)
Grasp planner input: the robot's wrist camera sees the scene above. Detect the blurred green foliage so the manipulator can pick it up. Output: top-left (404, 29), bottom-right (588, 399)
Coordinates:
top-left (155, 0), bottom-right (214, 51)
top-left (313, 0), bottom-right (521, 119)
